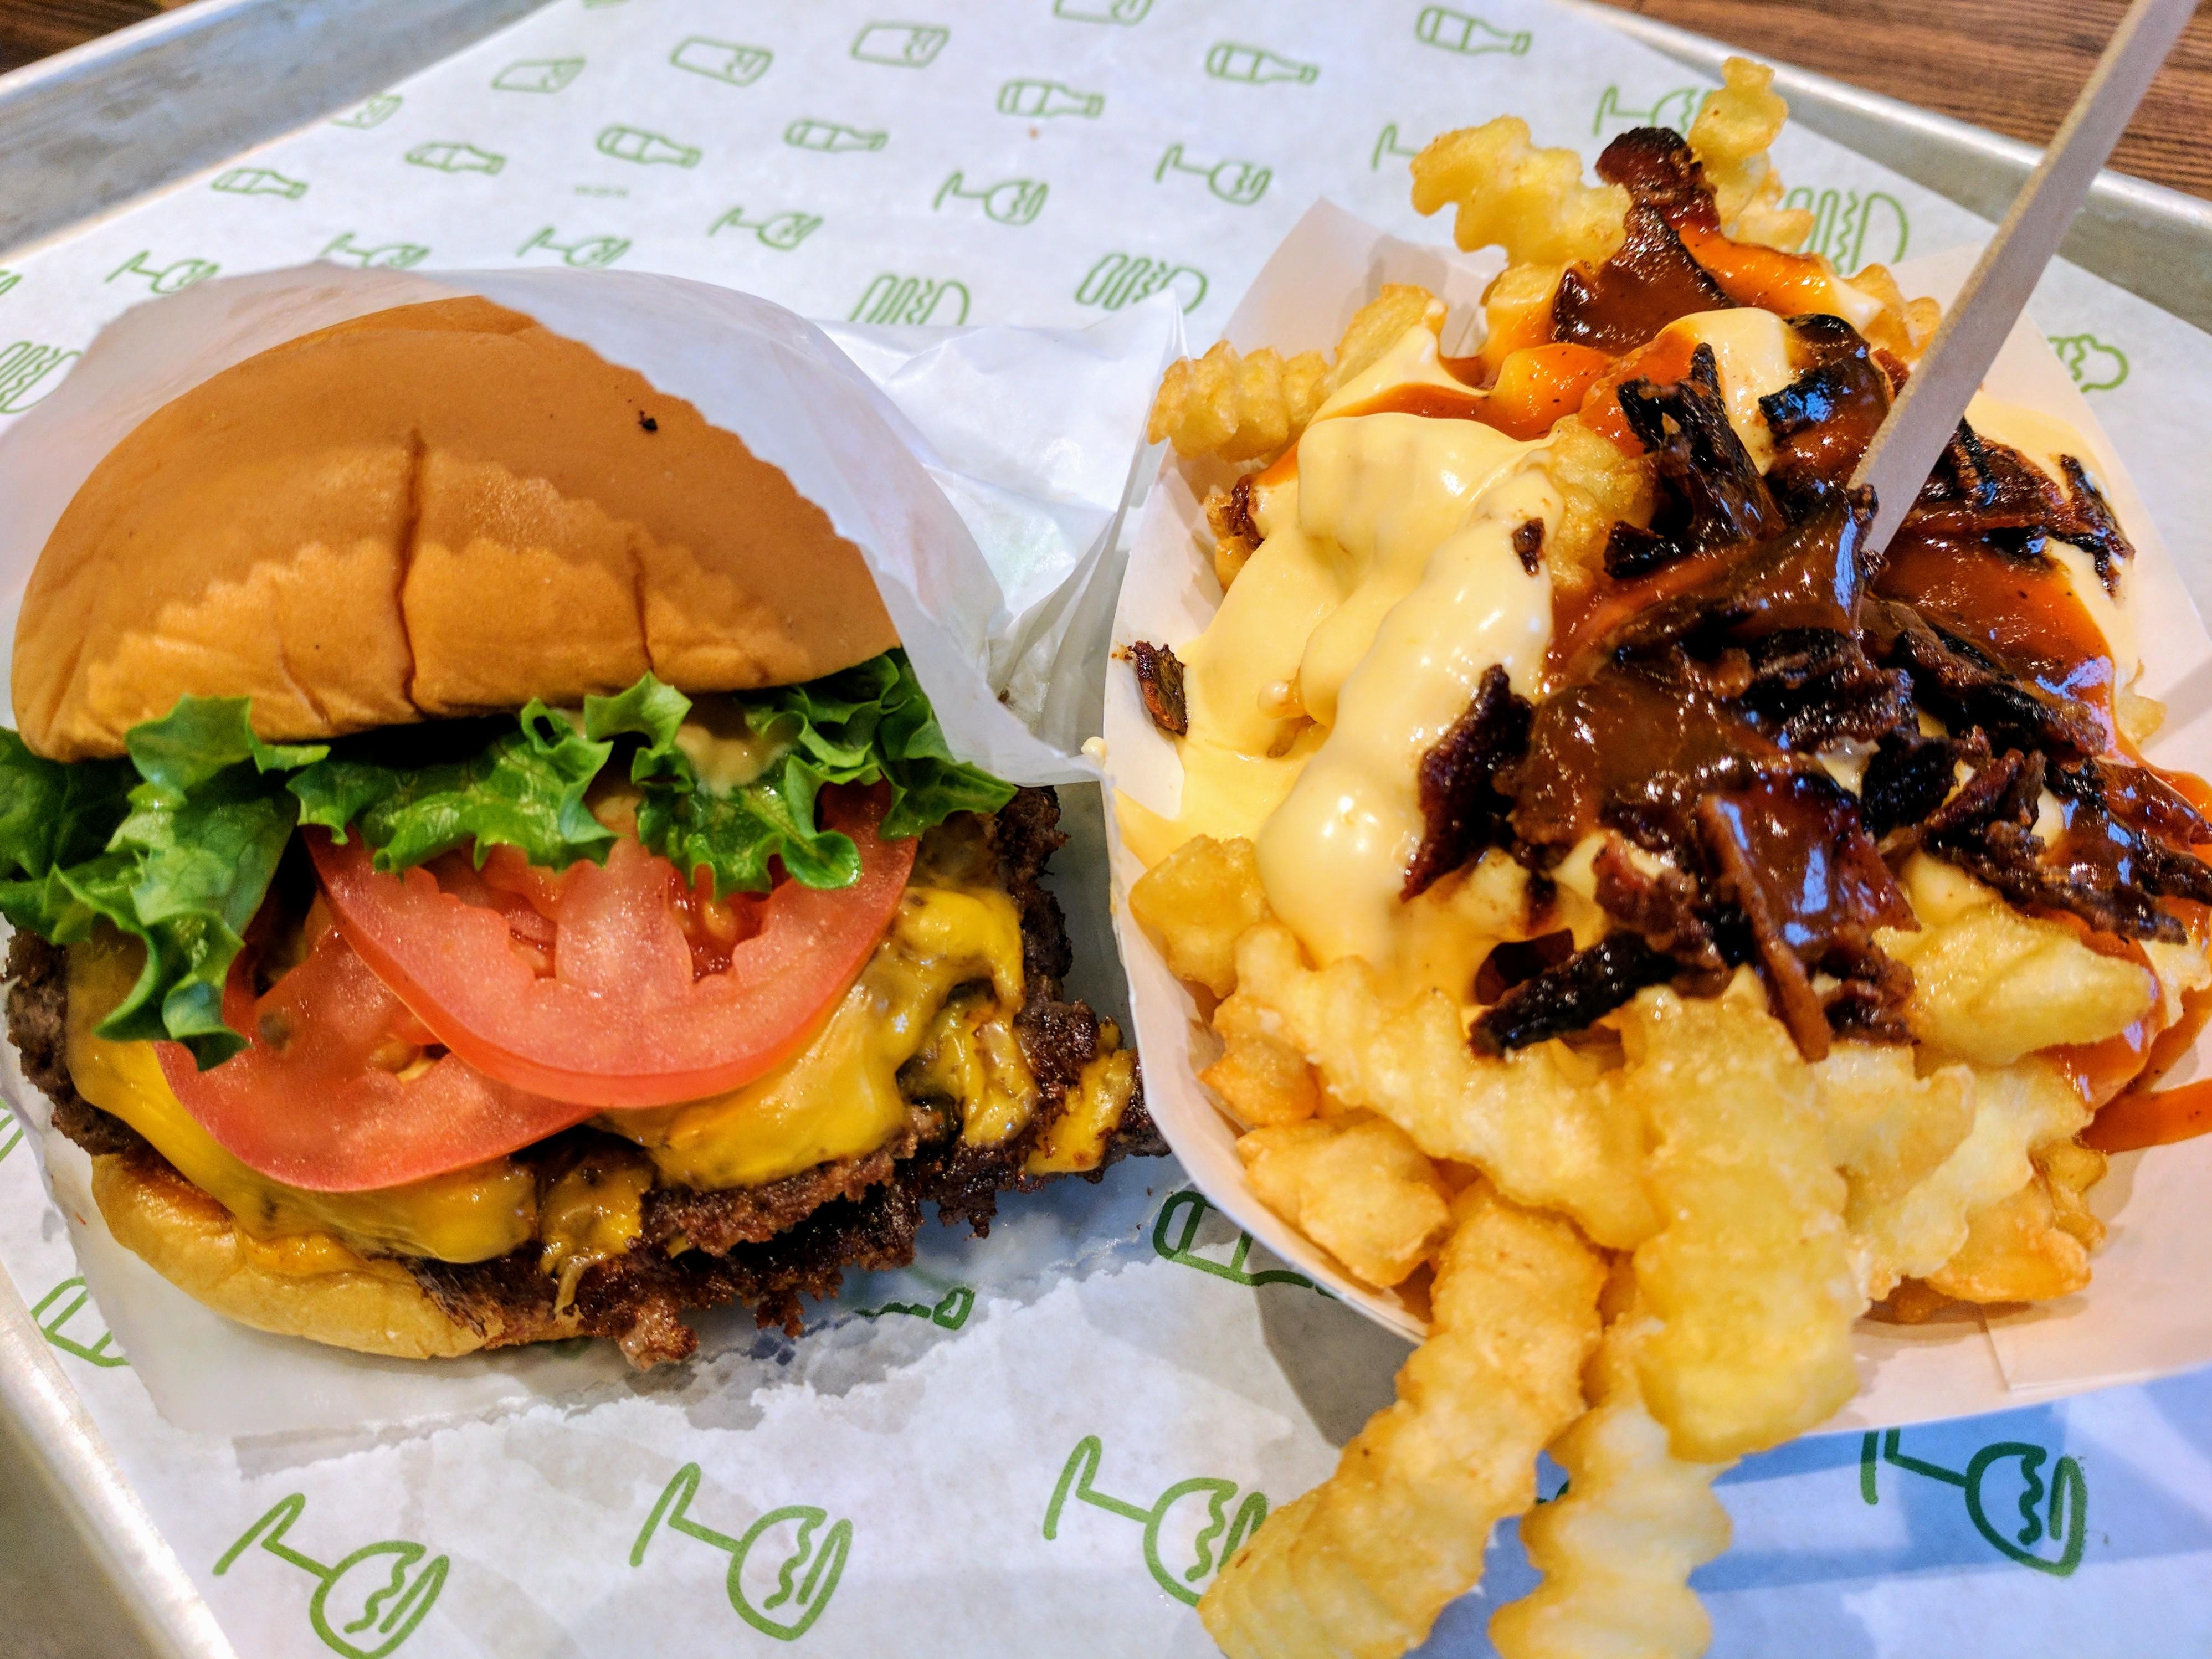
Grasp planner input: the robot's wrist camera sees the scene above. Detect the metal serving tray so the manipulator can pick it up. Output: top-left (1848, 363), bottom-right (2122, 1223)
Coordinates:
top-left (1, 4), bottom-right (2208, 1656)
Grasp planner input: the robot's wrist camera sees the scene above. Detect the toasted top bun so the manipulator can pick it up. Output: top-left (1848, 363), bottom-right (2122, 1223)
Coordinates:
top-left (13, 297), bottom-right (899, 760)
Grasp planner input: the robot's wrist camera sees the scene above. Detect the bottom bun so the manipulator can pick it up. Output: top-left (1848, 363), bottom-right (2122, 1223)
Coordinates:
top-left (92, 1149), bottom-right (500, 1361)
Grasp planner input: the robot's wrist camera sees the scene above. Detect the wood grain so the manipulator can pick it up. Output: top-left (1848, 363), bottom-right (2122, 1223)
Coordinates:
top-left (1592, 0), bottom-right (2212, 199)
top-left (0, 0), bottom-right (172, 74)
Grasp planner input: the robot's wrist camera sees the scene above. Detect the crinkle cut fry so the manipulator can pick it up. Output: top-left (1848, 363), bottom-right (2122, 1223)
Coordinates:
top-left (1199, 1185), bottom-right (1607, 1659)
top-left (1489, 1317), bottom-right (1731, 1659)
top-left (1147, 339), bottom-right (1330, 463)
top-left (1233, 921), bottom-right (1657, 1249)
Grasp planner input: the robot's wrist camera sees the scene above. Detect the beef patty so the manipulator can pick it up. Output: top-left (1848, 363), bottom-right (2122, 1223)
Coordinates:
top-left (6, 787), bottom-right (1163, 1367)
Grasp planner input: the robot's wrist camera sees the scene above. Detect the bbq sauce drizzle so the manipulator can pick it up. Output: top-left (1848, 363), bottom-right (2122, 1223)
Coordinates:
top-left (1410, 127), bottom-right (2210, 1061)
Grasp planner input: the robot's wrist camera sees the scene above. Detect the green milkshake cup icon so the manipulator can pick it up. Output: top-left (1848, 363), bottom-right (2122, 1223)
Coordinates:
top-left (851, 22), bottom-right (948, 66)
top-left (217, 1495), bottom-right (446, 1659)
top-left (213, 166), bottom-right (307, 199)
top-left (1156, 145), bottom-right (1270, 206)
top-left (493, 57), bottom-right (583, 93)
top-left (1860, 1430), bottom-right (2089, 1576)
top-left (1054, 0), bottom-right (1150, 19)
top-left (517, 227), bottom-right (629, 268)
top-left (998, 79), bottom-right (1102, 117)
top-left (331, 93), bottom-right (401, 129)
top-left (785, 119), bottom-right (887, 152)
top-left (673, 37), bottom-right (772, 84)
top-left (598, 125), bottom-right (701, 167)
top-left (405, 141), bottom-right (504, 174)
top-left (1416, 6), bottom-right (1532, 54)
top-left (2049, 332), bottom-right (2129, 392)
top-left (632, 1465), bottom-right (853, 1642)
top-left (107, 250), bottom-right (219, 294)
top-left (935, 171), bottom-right (1048, 225)
top-left (1372, 122), bottom-right (1421, 171)
top-left (321, 233), bottom-right (430, 270)
top-left (710, 207), bottom-right (822, 250)
top-left (1592, 84), bottom-right (1703, 137)
top-left (1043, 1436), bottom-right (1269, 1606)
top-left (1204, 43), bottom-right (1317, 84)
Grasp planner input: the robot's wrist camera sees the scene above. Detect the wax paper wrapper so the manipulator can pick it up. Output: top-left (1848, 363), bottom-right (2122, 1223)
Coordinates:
top-left (0, 263), bottom-right (1176, 1434)
top-left (1103, 200), bottom-right (2212, 1432)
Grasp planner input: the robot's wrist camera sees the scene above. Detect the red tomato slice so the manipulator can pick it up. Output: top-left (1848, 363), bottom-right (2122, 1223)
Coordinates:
top-left (156, 925), bottom-right (601, 1192)
top-left (309, 788), bottom-right (916, 1110)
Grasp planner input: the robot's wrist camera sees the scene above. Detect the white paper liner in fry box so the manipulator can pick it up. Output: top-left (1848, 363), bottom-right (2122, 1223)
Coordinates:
top-left (1102, 204), bottom-right (2212, 1431)
top-left (0, 265), bottom-right (1176, 1434)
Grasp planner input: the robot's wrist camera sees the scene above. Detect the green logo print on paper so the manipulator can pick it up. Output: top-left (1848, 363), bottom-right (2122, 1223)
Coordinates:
top-left (673, 38), bottom-right (772, 86)
top-left (998, 79), bottom-right (1102, 118)
top-left (107, 251), bottom-right (218, 295)
top-left (493, 57), bottom-right (583, 94)
top-left (1055, 0), bottom-right (1150, 21)
top-left (1783, 186), bottom-right (1909, 268)
top-left (936, 172), bottom-right (1048, 225)
top-left (331, 93), bottom-right (401, 130)
top-left (1205, 43), bottom-right (1317, 85)
top-left (1372, 122), bottom-right (1421, 172)
top-left (1078, 253), bottom-right (1207, 314)
top-left (32, 1278), bottom-right (125, 1367)
top-left (1593, 84), bottom-right (1705, 137)
top-left (599, 125), bottom-right (701, 167)
top-left (850, 273), bottom-right (969, 325)
top-left (1416, 6), bottom-right (1531, 55)
top-left (213, 166), bottom-right (307, 200)
top-left (711, 206), bottom-right (822, 251)
top-left (321, 233), bottom-right (430, 270)
top-left (1152, 1189), bottom-right (1317, 1292)
top-left (0, 269), bottom-right (19, 298)
top-left (786, 119), bottom-right (887, 154)
top-left (854, 1284), bottom-right (973, 1329)
top-left (405, 141), bottom-right (504, 176)
top-left (518, 226), bottom-right (629, 268)
top-left (1043, 1436), bottom-right (1268, 1607)
top-left (2050, 332), bottom-right (2129, 391)
top-left (1860, 1429), bottom-right (2088, 1576)
top-left (217, 1494), bottom-right (445, 1658)
top-left (0, 341), bottom-right (79, 412)
top-left (0, 1107), bottom-right (21, 1160)
top-left (632, 1465), bottom-right (852, 1642)
top-left (851, 22), bottom-right (947, 68)
top-left (1156, 145), bottom-right (1269, 206)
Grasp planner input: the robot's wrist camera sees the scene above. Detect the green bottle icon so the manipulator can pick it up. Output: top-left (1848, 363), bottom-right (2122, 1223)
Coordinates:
top-left (1782, 185), bottom-right (1910, 269)
top-left (1054, 0), bottom-right (1149, 19)
top-left (212, 166), bottom-right (307, 199)
top-left (1042, 1437), bottom-right (1269, 1607)
top-left (784, 118), bottom-right (887, 153)
top-left (598, 125), bottom-right (702, 167)
top-left (31, 1278), bottom-right (126, 1367)
top-left (493, 57), bottom-right (584, 93)
top-left (1860, 1430), bottom-right (2088, 1576)
top-left (2049, 332), bottom-right (2129, 392)
top-left (405, 141), bottom-right (504, 175)
top-left (1155, 144), bottom-right (1270, 206)
top-left (935, 171), bottom-right (1048, 225)
top-left (217, 1496), bottom-right (445, 1659)
top-left (321, 233), bottom-right (430, 270)
top-left (107, 250), bottom-right (219, 295)
top-left (850, 273), bottom-right (970, 325)
top-left (1204, 43), bottom-right (1318, 84)
top-left (997, 79), bottom-right (1103, 117)
top-left (331, 93), bottom-right (401, 129)
top-left (1415, 6), bottom-right (1532, 55)
top-left (709, 206), bottom-right (822, 251)
top-left (517, 227), bottom-right (630, 268)
top-left (1076, 251), bottom-right (1208, 314)
top-left (0, 341), bottom-right (78, 414)
top-left (851, 22), bottom-right (948, 66)
top-left (632, 1466), bottom-right (853, 1642)
top-left (1371, 121), bottom-right (1421, 171)
top-left (1593, 84), bottom-right (1703, 137)
top-left (672, 37), bottom-right (772, 85)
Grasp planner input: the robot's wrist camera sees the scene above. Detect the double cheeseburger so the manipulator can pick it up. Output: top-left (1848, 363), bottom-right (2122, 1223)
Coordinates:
top-left (0, 297), bottom-right (1158, 1367)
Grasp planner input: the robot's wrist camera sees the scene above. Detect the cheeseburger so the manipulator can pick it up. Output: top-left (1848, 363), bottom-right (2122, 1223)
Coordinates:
top-left (0, 296), bottom-right (1158, 1367)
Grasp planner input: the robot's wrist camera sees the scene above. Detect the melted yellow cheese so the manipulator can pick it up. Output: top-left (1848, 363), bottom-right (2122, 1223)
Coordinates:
top-left (539, 1147), bottom-right (653, 1309)
top-left (1663, 309), bottom-right (1796, 470)
top-left (603, 885), bottom-right (1028, 1188)
top-left (1026, 1031), bottom-right (1137, 1175)
top-left (66, 933), bottom-right (539, 1264)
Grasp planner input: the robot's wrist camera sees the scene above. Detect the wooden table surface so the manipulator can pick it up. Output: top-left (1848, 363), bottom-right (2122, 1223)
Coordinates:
top-left (3, 0), bottom-right (2210, 198)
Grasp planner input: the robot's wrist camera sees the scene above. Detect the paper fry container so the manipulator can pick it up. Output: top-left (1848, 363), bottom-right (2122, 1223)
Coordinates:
top-left (0, 264), bottom-right (1173, 1434)
top-left (1102, 201), bottom-right (2212, 1431)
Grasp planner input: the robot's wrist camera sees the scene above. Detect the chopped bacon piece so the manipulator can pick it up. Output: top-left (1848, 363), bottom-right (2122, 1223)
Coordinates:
top-left (1471, 931), bottom-right (1675, 1054)
top-left (1128, 641), bottom-right (1188, 737)
top-left (1404, 666), bottom-right (1532, 899)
